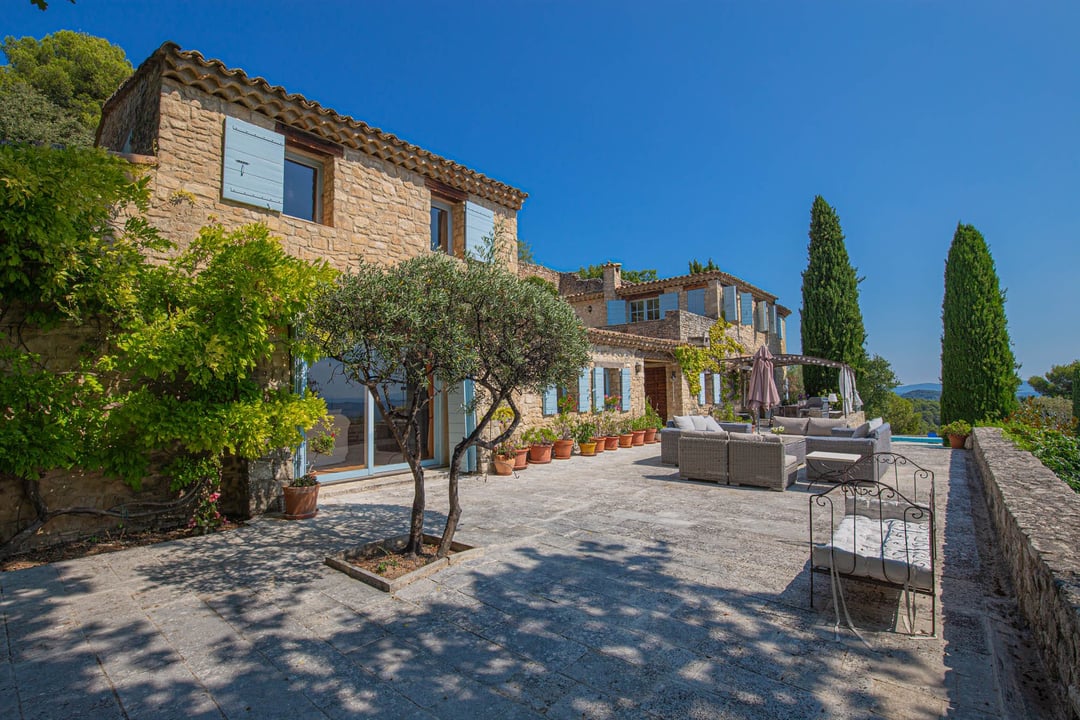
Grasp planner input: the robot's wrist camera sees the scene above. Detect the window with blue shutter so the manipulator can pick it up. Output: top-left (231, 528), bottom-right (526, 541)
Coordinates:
top-left (779, 317), bottom-right (785, 340)
top-left (465, 201), bottom-right (495, 259)
top-left (698, 372), bottom-right (706, 404)
top-left (222, 117), bottom-right (285, 211)
top-left (620, 368), bottom-right (631, 411)
top-left (740, 292), bottom-right (754, 326)
top-left (687, 288), bottom-right (706, 316)
top-left (577, 369), bottom-right (591, 413)
top-left (712, 372), bottom-right (721, 404)
top-left (542, 386), bottom-right (558, 416)
top-left (755, 301), bottom-right (768, 332)
top-left (593, 367), bottom-right (604, 410)
top-left (768, 304), bottom-right (778, 335)
top-left (606, 300), bottom-right (627, 325)
top-left (658, 292), bottom-right (679, 318)
top-left (723, 286), bottom-right (737, 322)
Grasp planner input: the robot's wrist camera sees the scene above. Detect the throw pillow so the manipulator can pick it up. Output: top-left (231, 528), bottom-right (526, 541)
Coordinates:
top-left (690, 416), bottom-right (709, 431)
top-left (702, 416), bottom-right (723, 432)
top-left (807, 417), bottom-right (846, 436)
top-left (868, 417), bottom-right (884, 431)
top-left (851, 422), bottom-right (871, 438)
top-left (673, 416), bottom-right (694, 430)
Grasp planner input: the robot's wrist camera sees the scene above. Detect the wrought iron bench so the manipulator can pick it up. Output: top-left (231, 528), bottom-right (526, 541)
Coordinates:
top-left (809, 453), bottom-right (937, 635)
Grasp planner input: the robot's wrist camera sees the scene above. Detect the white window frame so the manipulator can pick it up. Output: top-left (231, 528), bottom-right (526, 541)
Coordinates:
top-left (629, 297), bottom-right (660, 323)
top-left (283, 150), bottom-right (324, 223)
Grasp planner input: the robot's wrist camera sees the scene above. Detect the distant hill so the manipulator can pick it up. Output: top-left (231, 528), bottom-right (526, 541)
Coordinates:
top-left (893, 382), bottom-right (1039, 400)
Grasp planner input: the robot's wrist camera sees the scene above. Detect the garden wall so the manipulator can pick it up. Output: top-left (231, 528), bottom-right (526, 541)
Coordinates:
top-left (972, 426), bottom-right (1080, 717)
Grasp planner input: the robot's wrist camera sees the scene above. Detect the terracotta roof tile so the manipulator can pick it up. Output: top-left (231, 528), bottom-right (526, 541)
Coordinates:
top-left (104, 42), bottom-right (528, 211)
top-left (616, 270), bottom-right (791, 315)
top-left (587, 328), bottom-right (679, 355)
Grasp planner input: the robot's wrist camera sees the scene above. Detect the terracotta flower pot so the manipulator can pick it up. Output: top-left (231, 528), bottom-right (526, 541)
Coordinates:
top-left (553, 438), bottom-right (574, 460)
top-left (528, 444), bottom-right (553, 464)
top-left (579, 441), bottom-right (597, 457)
top-left (492, 455), bottom-right (515, 475)
top-left (604, 436), bottom-right (619, 451)
top-left (618, 433), bottom-right (634, 448)
top-left (283, 484), bottom-right (319, 520)
top-left (948, 433), bottom-right (968, 450)
top-left (590, 437), bottom-right (605, 453)
top-left (631, 430), bottom-right (646, 446)
top-left (513, 447), bottom-right (529, 470)
top-left (644, 427), bottom-right (658, 444)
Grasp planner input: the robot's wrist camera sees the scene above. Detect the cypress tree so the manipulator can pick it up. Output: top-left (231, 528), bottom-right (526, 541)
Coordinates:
top-left (940, 223), bottom-right (1019, 424)
top-left (800, 196), bottom-right (867, 396)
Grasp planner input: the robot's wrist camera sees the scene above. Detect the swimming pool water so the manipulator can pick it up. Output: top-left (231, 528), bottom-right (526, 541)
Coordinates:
top-left (892, 435), bottom-right (945, 446)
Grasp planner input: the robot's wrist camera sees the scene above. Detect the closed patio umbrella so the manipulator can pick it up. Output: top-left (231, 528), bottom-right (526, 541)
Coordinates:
top-left (839, 365), bottom-right (863, 416)
top-left (747, 346), bottom-right (780, 421)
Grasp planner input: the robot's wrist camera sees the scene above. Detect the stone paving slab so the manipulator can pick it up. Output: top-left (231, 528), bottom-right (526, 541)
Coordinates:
top-left (0, 444), bottom-right (1065, 718)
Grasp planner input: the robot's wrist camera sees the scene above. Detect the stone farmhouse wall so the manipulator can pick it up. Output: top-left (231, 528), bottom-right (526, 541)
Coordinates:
top-left (971, 427), bottom-right (1080, 717)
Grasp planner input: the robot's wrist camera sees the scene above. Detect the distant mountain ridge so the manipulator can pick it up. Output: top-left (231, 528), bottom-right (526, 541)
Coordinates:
top-left (893, 382), bottom-right (1039, 400)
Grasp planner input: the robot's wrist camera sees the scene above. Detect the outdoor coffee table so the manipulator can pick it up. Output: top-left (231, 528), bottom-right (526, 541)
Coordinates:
top-left (805, 450), bottom-right (862, 487)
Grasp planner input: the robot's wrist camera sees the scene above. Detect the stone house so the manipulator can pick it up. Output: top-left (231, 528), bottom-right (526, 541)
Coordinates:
top-left (94, 42), bottom-right (528, 514)
top-left (518, 261), bottom-right (791, 427)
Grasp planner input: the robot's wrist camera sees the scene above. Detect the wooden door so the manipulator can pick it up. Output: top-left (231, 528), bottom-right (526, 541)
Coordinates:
top-left (644, 366), bottom-right (668, 420)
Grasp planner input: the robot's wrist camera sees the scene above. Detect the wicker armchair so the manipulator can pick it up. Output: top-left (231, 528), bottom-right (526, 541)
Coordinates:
top-left (728, 434), bottom-right (804, 492)
top-left (805, 425), bottom-right (891, 482)
top-left (677, 430), bottom-right (730, 483)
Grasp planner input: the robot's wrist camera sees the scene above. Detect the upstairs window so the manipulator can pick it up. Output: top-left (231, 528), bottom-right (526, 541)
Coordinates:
top-left (283, 152), bottom-right (323, 222)
top-left (431, 201), bottom-right (452, 254)
top-left (629, 297), bottom-right (660, 323)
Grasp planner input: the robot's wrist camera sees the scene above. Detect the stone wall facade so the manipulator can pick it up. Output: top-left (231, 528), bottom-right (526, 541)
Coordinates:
top-left (971, 427), bottom-right (1080, 717)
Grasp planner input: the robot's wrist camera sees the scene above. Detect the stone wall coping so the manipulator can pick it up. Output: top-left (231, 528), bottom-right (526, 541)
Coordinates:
top-left (972, 426), bottom-right (1080, 715)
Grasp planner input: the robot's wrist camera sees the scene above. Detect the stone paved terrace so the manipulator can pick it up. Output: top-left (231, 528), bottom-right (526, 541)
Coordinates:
top-left (0, 444), bottom-right (1063, 719)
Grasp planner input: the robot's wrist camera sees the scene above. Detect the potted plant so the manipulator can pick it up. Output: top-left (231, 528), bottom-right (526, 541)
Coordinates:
top-left (285, 418), bottom-right (335, 520)
top-left (630, 415), bottom-right (647, 446)
top-left (575, 420), bottom-right (598, 456)
top-left (643, 401), bottom-right (663, 444)
top-left (940, 419), bottom-right (972, 449)
top-left (551, 396), bottom-right (576, 460)
top-left (512, 436), bottom-right (530, 470)
top-left (618, 417), bottom-right (634, 448)
top-left (491, 442), bottom-right (515, 476)
top-left (588, 413), bottom-right (606, 453)
top-left (523, 426), bottom-right (556, 464)
top-left (601, 411), bottom-right (620, 451)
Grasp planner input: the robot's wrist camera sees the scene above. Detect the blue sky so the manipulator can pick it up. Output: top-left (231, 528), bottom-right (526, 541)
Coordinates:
top-left (7, 0), bottom-right (1079, 385)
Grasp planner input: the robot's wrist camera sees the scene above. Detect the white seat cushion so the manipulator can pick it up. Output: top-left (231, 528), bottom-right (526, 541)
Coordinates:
top-left (690, 416), bottom-right (709, 431)
top-left (812, 514), bottom-right (933, 591)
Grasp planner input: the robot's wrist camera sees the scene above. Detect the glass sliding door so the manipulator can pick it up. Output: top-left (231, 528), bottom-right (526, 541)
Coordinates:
top-left (306, 359), bottom-right (367, 473)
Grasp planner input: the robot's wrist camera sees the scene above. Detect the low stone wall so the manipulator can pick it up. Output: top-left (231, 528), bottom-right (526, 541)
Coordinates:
top-left (972, 427), bottom-right (1080, 717)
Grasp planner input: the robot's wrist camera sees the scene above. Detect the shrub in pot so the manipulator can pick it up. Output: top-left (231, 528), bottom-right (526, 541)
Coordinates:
top-left (285, 419), bottom-right (335, 520)
top-left (551, 398), bottom-right (576, 459)
top-left (575, 420), bottom-right (598, 456)
top-left (940, 419), bottom-right (972, 449)
top-left (523, 426), bottom-right (556, 464)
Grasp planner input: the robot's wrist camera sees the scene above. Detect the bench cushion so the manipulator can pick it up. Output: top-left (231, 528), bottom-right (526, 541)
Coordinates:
top-left (672, 415), bottom-right (694, 430)
top-left (807, 417), bottom-right (847, 436)
top-left (771, 416), bottom-right (808, 435)
top-left (812, 515), bottom-right (932, 591)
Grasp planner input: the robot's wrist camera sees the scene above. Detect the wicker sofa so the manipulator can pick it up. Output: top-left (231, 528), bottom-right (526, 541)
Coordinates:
top-left (660, 416), bottom-right (753, 465)
top-left (770, 416), bottom-right (892, 481)
top-left (678, 430), bottom-right (804, 491)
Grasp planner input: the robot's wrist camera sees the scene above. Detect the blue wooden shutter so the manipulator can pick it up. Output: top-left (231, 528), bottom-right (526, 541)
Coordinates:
top-left (740, 292), bottom-right (754, 326)
top-left (222, 117), bottom-right (285, 211)
top-left (658, 292), bottom-right (679, 318)
top-left (465, 201), bottom-right (495, 259)
top-left (723, 286), bottom-right (737, 322)
top-left (769, 304), bottom-right (778, 335)
top-left (698, 372), bottom-right (706, 404)
top-left (712, 372), bottom-right (721, 404)
top-left (687, 288), bottom-right (706, 316)
top-left (593, 367), bottom-right (604, 410)
top-left (755, 301), bottom-right (768, 332)
top-left (620, 368), bottom-right (631, 411)
top-left (446, 380), bottom-right (476, 472)
top-left (577, 368), bottom-right (591, 412)
top-left (606, 300), bottom-right (626, 325)
top-left (778, 317), bottom-right (785, 340)
top-left (542, 386), bottom-right (558, 416)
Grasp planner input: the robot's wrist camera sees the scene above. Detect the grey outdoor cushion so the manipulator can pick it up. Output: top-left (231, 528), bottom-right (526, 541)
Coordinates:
top-left (851, 421), bottom-right (872, 438)
top-left (672, 415), bottom-right (694, 430)
top-left (690, 416), bottom-right (709, 431)
top-left (771, 416), bottom-right (808, 435)
top-left (807, 417), bottom-right (846, 436)
top-left (702, 416), bottom-right (723, 432)
top-left (868, 417), bottom-right (884, 431)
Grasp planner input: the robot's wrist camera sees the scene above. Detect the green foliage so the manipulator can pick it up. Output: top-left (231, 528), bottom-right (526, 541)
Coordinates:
top-left (884, 393), bottom-right (926, 435)
top-left (688, 258), bottom-right (719, 274)
top-left (910, 397), bottom-right (941, 431)
top-left (1028, 360), bottom-right (1080, 398)
top-left (1009, 397), bottom-right (1075, 436)
top-left (0, 80), bottom-right (92, 146)
top-left (673, 320), bottom-right (745, 396)
top-left (523, 427), bottom-right (556, 445)
top-left (940, 419), bottom-right (972, 437)
top-left (523, 275), bottom-right (558, 297)
top-left (576, 263), bottom-right (657, 283)
top-left (1004, 423), bottom-right (1080, 491)
top-left (517, 237), bottom-right (536, 265)
top-left (573, 420), bottom-right (596, 445)
top-left (859, 354), bottom-right (900, 421)
top-left (800, 196), bottom-right (867, 396)
top-left (0, 144), bottom-right (168, 326)
top-left (940, 223), bottom-right (1019, 424)
top-left (1, 31), bottom-right (133, 133)
top-left (1074, 366), bottom-right (1080, 424)
top-left (167, 455), bottom-right (223, 534)
top-left (643, 400), bottom-right (664, 430)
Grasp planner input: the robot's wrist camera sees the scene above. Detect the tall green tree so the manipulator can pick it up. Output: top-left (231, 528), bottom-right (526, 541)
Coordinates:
top-left (1, 31), bottom-right (132, 137)
top-left (688, 258), bottom-right (718, 274)
top-left (940, 223), bottom-right (1019, 424)
top-left (859, 354), bottom-right (900, 420)
top-left (1028, 360), bottom-right (1080, 398)
top-left (800, 196), bottom-right (867, 395)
